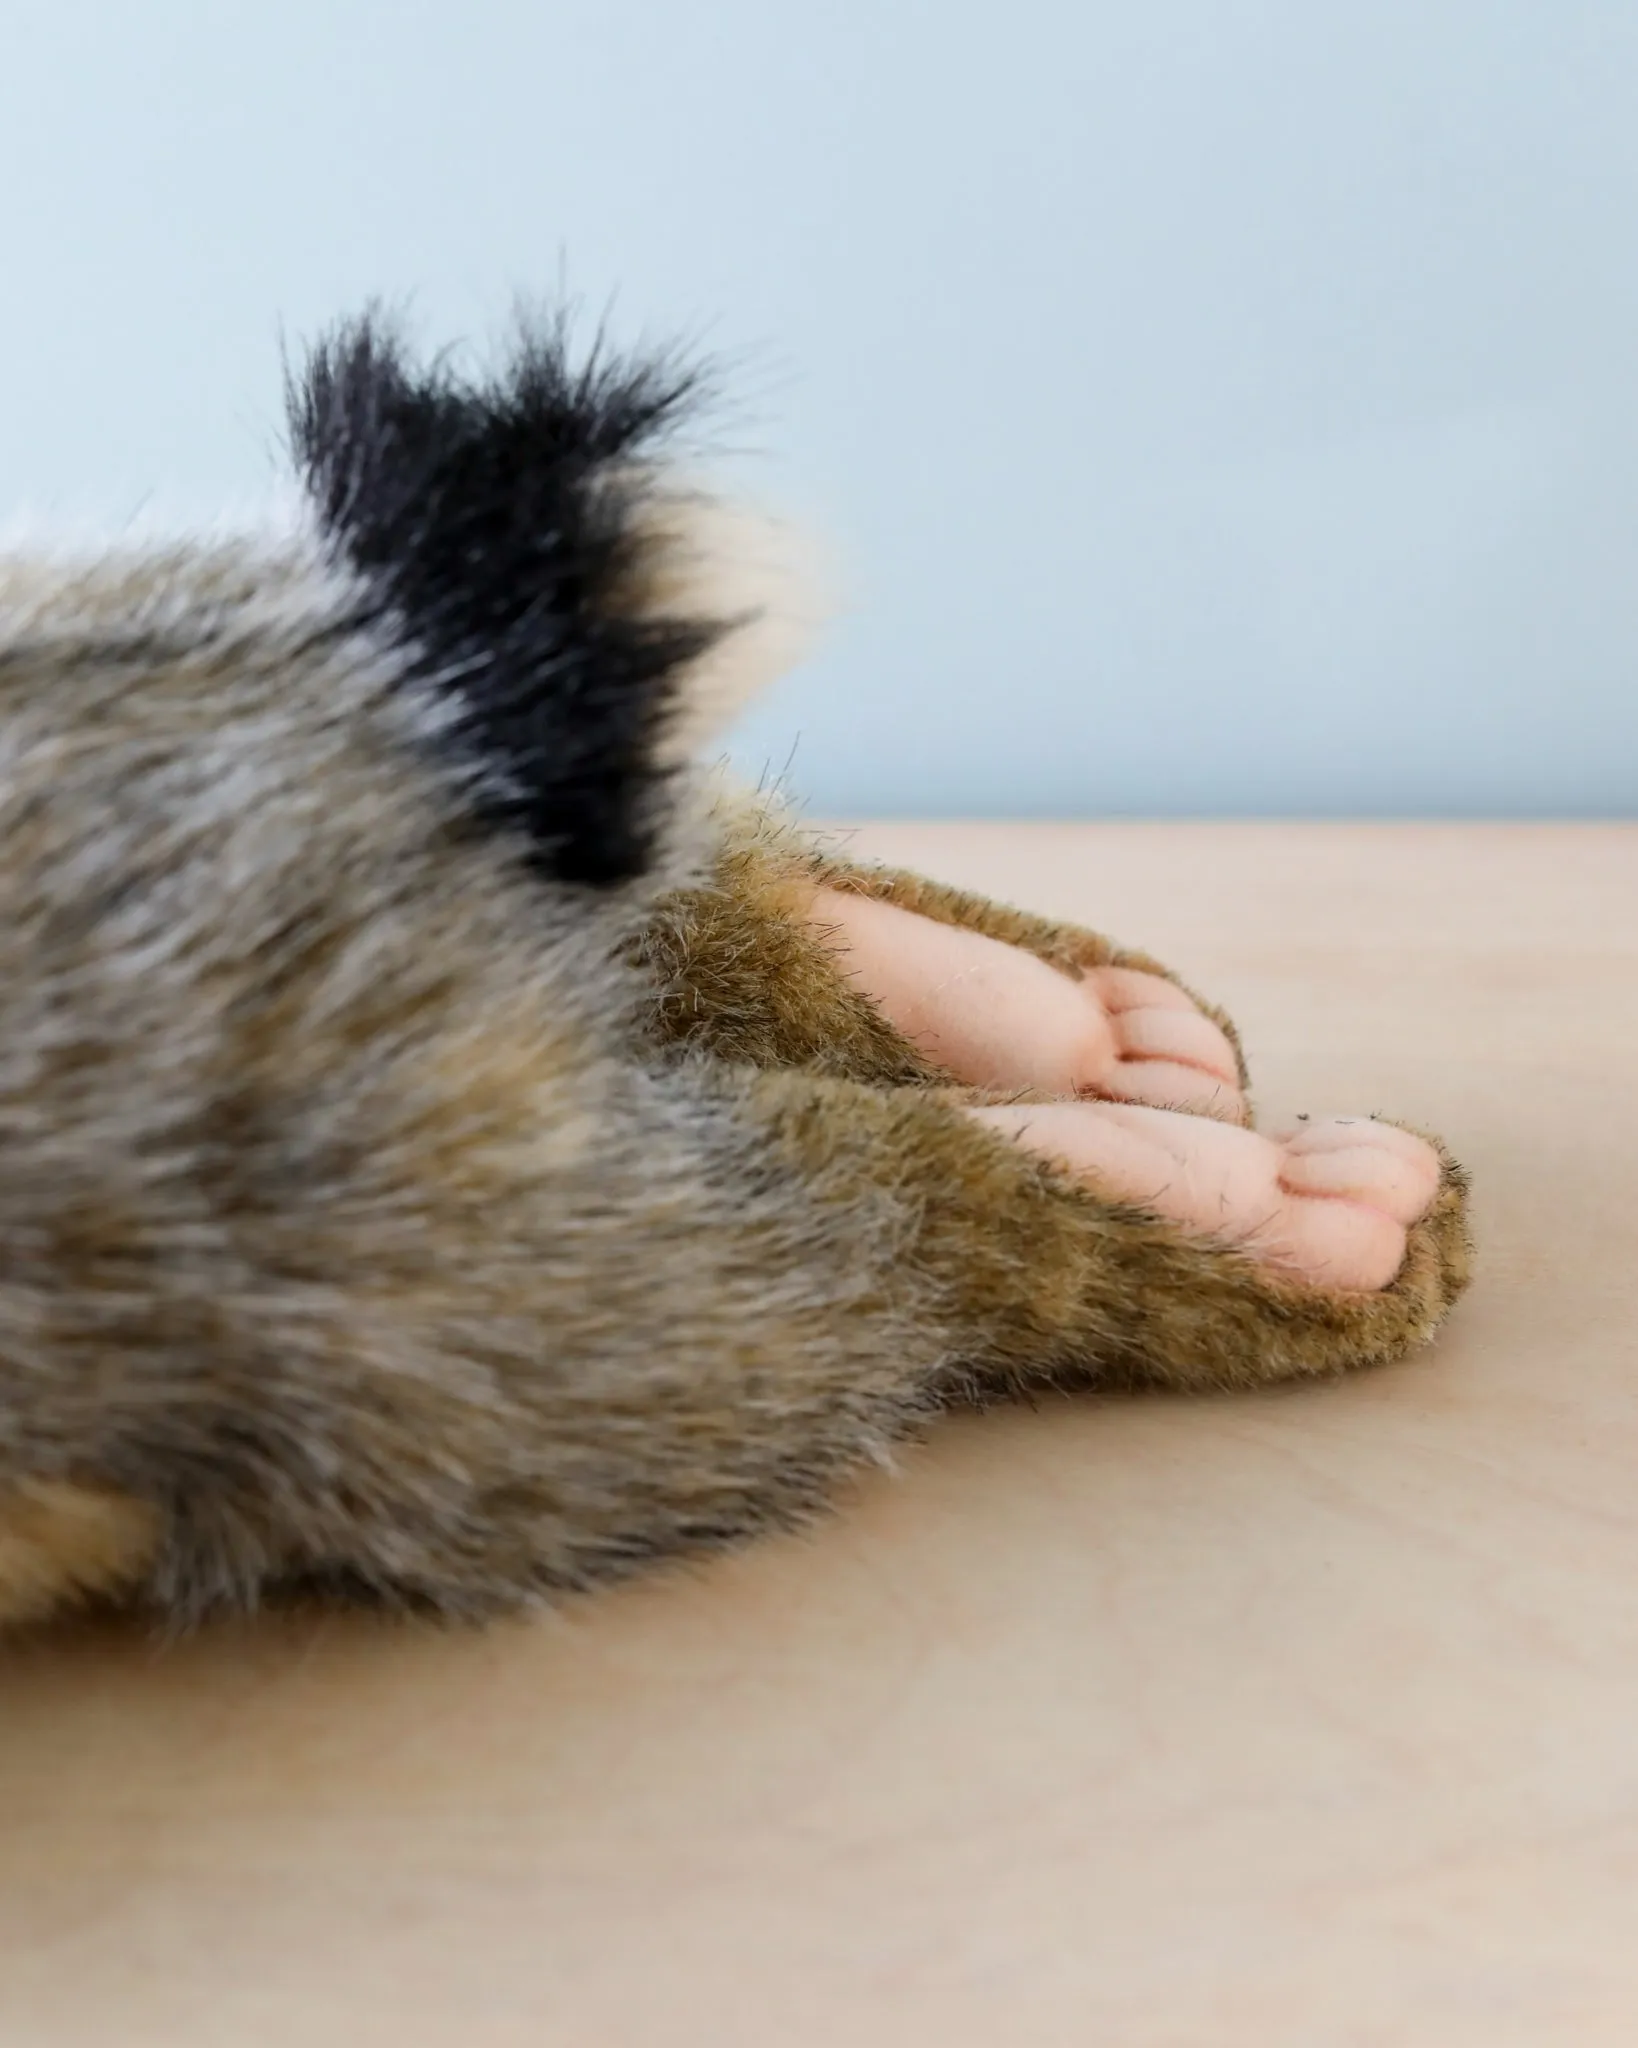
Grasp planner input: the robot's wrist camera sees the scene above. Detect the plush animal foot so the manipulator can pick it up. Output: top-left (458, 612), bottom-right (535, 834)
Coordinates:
top-left (969, 1102), bottom-right (1441, 1292)
top-left (807, 887), bottom-right (1245, 1119)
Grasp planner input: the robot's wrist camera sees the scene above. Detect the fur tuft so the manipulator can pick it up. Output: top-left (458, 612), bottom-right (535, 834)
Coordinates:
top-left (289, 311), bottom-right (728, 886)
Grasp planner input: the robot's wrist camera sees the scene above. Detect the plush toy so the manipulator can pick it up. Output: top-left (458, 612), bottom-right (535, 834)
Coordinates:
top-left (0, 314), bottom-right (1470, 1628)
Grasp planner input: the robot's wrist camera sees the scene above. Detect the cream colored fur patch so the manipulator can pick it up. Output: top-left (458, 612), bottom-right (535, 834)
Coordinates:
top-left (634, 484), bottom-right (834, 767)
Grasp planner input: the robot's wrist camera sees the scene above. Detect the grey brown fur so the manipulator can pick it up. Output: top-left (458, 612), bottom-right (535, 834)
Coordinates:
top-left (0, 316), bottom-right (1470, 1629)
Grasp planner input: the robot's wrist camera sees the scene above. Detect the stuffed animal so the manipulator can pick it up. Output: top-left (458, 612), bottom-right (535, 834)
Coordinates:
top-left (0, 313), bottom-right (1471, 1628)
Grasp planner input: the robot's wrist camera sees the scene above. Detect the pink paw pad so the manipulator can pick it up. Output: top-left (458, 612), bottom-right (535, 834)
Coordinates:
top-left (966, 1102), bottom-right (1443, 1295)
top-left (806, 888), bottom-right (1245, 1118)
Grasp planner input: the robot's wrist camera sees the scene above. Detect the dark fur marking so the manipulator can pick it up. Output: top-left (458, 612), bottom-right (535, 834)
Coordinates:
top-left (289, 312), bottom-right (723, 885)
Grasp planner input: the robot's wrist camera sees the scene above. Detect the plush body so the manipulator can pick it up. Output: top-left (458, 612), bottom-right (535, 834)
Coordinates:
top-left (0, 317), bottom-right (1470, 1628)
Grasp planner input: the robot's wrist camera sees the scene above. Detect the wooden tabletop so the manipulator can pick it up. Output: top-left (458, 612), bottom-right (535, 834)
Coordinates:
top-left (2, 823), bottom-right (1634, 2047)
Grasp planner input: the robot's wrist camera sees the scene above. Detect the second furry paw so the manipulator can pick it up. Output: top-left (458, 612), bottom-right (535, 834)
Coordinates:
top-left (968, 1102), bottom-right (1444, 1292)
top-left (807, 887), bottom-right (1245, 1118)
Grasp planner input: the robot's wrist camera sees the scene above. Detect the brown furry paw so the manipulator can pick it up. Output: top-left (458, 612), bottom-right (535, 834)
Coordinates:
top-left (807, 887), bottom-right (1246, 1120)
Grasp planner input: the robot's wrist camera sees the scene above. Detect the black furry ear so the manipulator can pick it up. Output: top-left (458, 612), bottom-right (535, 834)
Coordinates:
top-left (288, 311), bottom-right (724, 886)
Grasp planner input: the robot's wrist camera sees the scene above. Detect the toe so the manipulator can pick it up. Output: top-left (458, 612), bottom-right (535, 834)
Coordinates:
top-left (1109, 1006), bottom-right (1241, 1086)
top-left (1251, 1197), bottom-right (1411, 1293)
top-left (1082, 967), bottom-right (1203, 1016)
top-left (1278, 1116), bottom-right (1437, 1170)
top-left (1275, 1119), bottom-right (1441, 1225)
top-left (1080, 1060), bottom-right (1245, 1120)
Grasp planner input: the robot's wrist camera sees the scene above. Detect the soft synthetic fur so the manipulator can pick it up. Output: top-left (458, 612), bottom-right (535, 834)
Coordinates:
top-left (290, 312), bottom-right (722, 886)
top-left (0, 315), bottom-right (1471, 1629)
top-left (638, 787), bottom-right (1251, 1099)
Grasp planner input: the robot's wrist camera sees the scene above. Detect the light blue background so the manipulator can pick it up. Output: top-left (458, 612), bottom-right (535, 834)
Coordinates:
top-left (2, 0), bottom-right (1633, 816)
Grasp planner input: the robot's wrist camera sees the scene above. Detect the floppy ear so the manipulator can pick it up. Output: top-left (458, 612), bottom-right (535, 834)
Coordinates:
top-left (288, 312), bottom-right (825, 887)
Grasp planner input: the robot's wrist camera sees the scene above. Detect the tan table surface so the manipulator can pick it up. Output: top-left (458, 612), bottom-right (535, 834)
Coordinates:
top-left (2, 823), bottom-right (1635, 2047)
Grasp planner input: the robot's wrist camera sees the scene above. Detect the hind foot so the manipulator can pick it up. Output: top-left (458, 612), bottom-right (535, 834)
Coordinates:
top-left (969, 1102), bottom-right (1440, 1291)
top-left (807, 886), bottom-right (1245, 1119)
